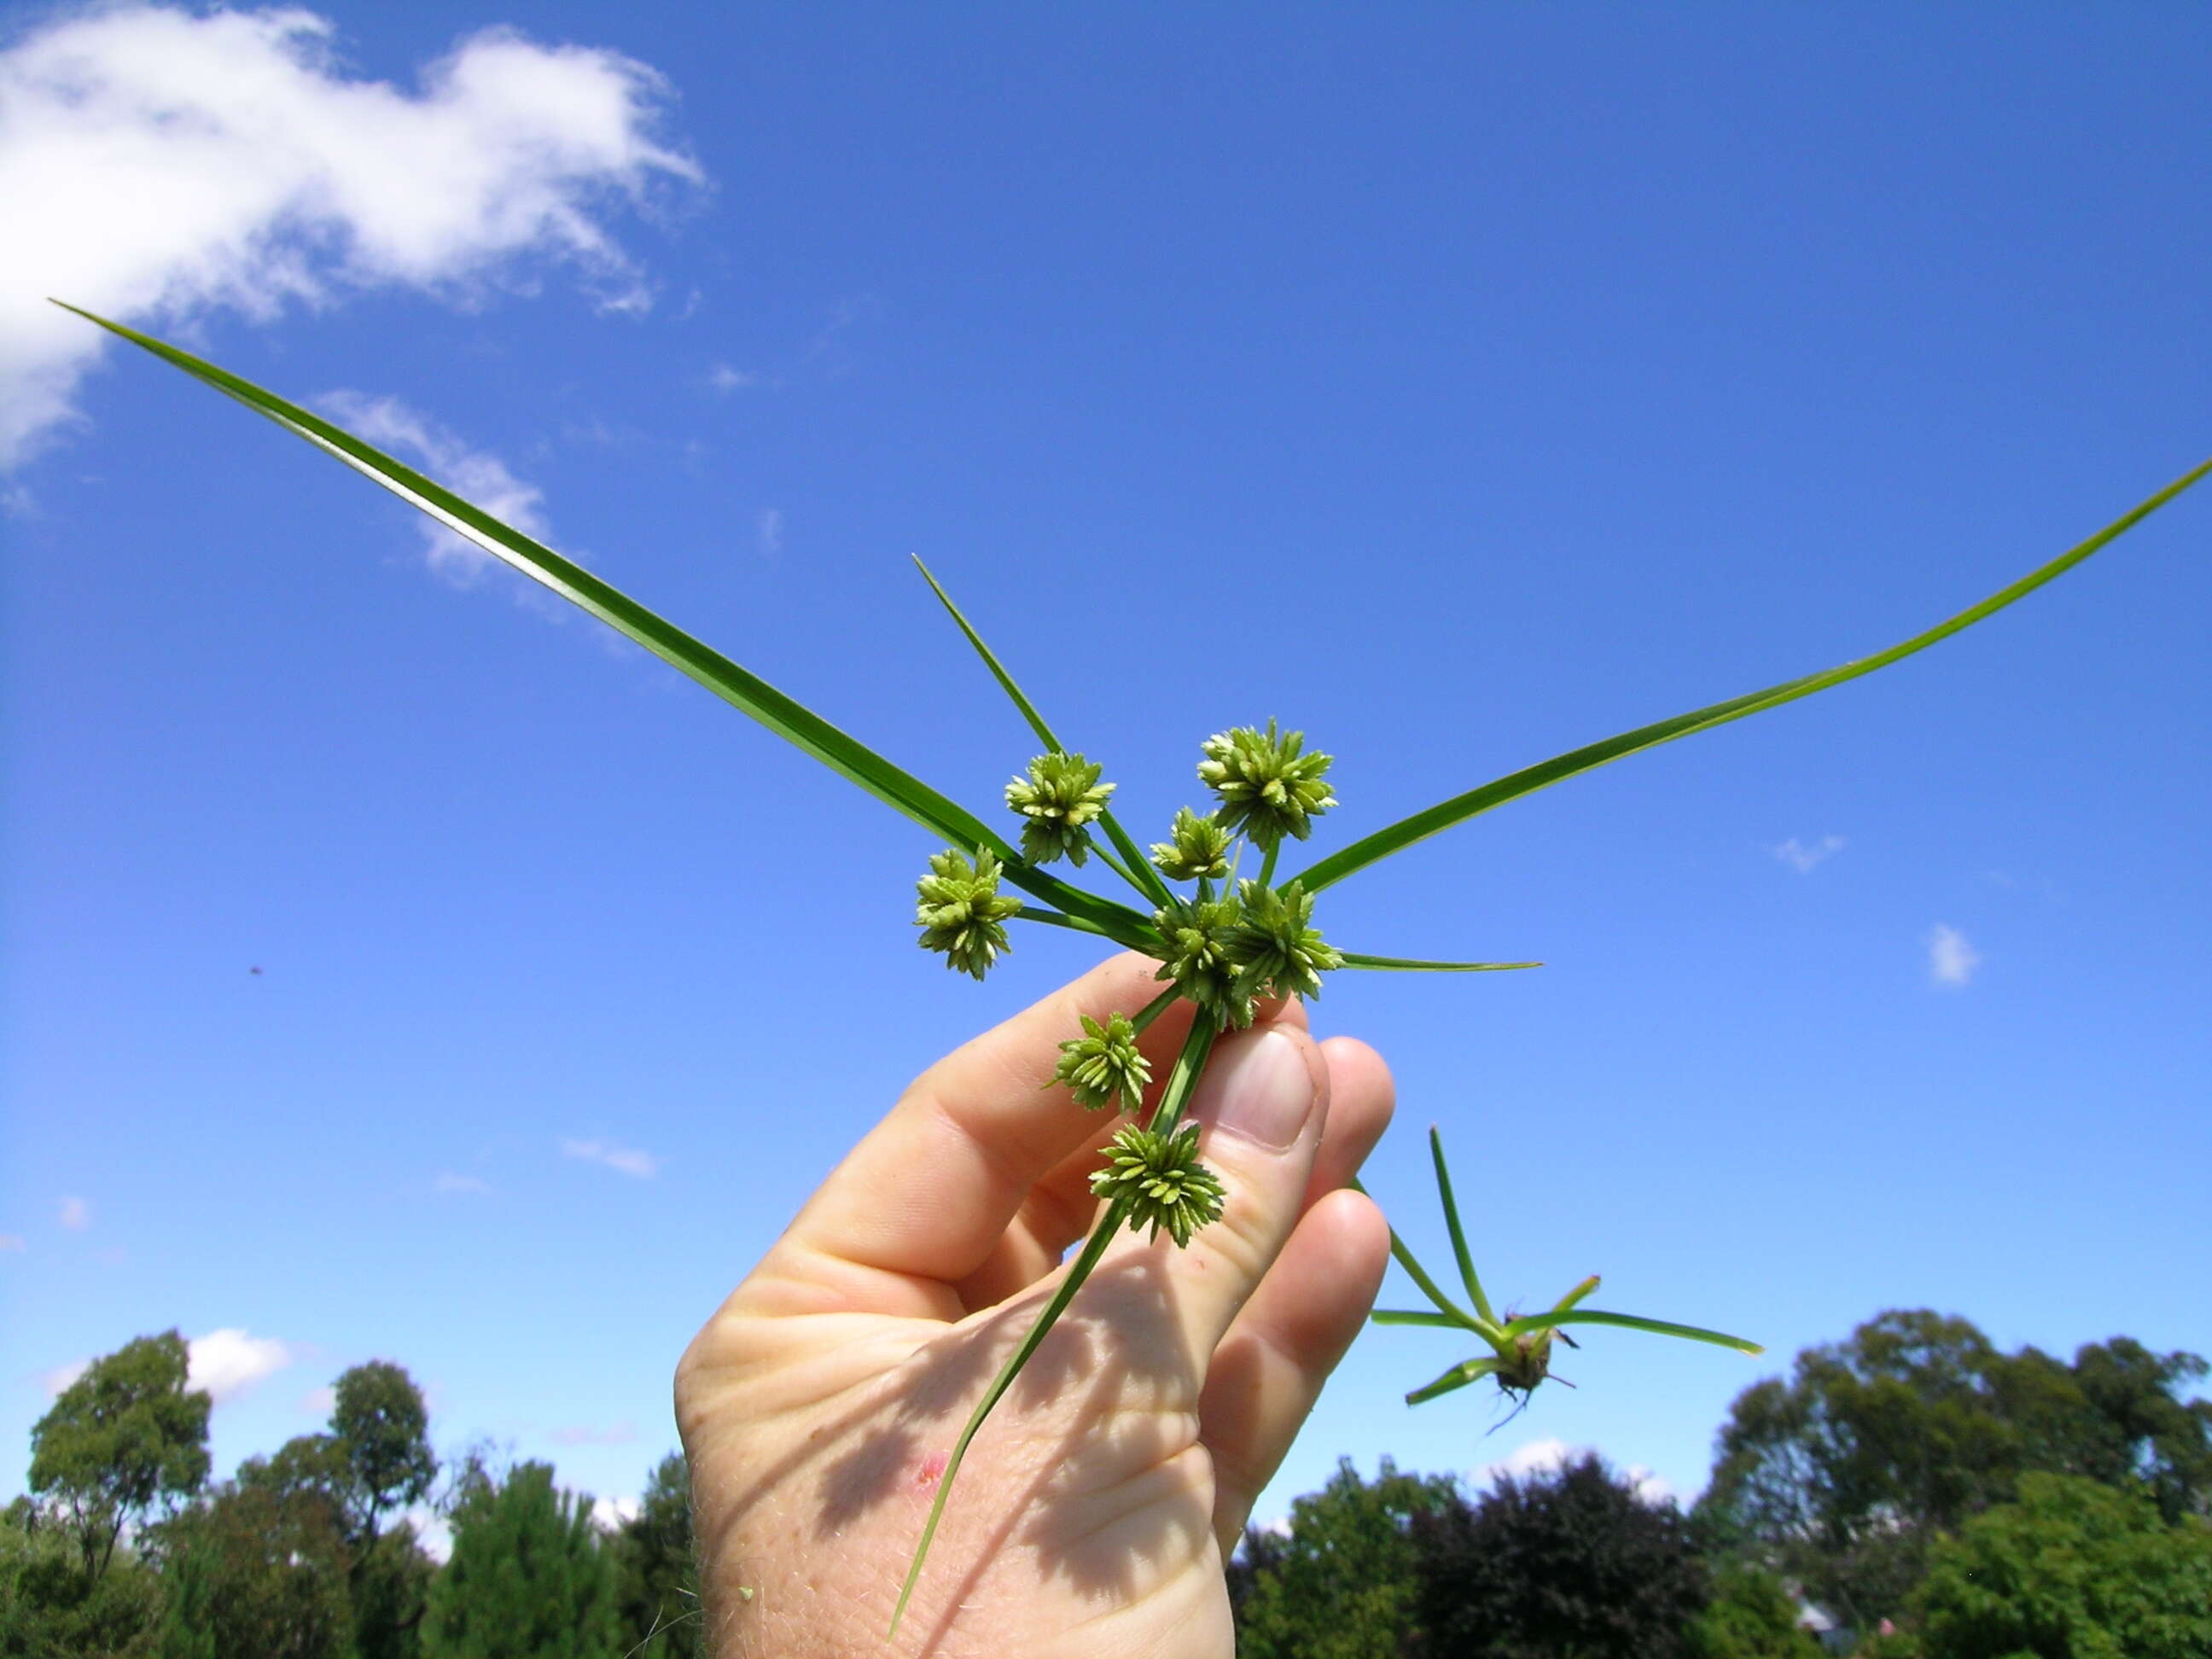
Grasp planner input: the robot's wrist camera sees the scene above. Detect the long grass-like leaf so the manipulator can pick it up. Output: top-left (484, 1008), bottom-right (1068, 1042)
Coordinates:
top-left (911, 556), bottom-right (1177, 909)
top-left (1295, 455), bottom-right (2212, 894)
top-left (1370, 1309), bottom-right (1467, 1329)
top-left (1429, 1128), bottom-right (1497, 1326)
top-left (58, 303), bottom-right (1155, 942)
top-left (1340, 954), bottom-right (1542, 972)
top-left (1504, 1307), bottom-right (1764, 1355)
top-left (1406, 1356), bottom-right (1501, 1406)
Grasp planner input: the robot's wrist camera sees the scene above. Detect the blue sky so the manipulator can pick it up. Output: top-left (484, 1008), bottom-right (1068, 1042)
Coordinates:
top-left (3, 3), bottom-right (2207, 1533)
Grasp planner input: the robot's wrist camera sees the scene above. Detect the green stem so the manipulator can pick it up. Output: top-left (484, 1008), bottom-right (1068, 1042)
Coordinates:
top-left (1085, 839), bottom-right (1161, 907)
top-left (1098, 814), bottom-right (1179, 910)
top-left (1257, 841), bottom-right (1281, 888)
top-left (1127, 984), bottom-right (1182, 1033)
top-left (888, 1010), bottom-right (1219, 1639)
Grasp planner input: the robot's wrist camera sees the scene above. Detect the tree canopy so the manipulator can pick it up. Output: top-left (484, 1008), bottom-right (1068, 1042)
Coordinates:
top-left (26, 1331), bottom-right (210, 1590)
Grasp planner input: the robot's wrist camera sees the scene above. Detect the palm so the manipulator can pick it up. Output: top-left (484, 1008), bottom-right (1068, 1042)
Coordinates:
top-left (678, 954), bottom-right (1394, 1657)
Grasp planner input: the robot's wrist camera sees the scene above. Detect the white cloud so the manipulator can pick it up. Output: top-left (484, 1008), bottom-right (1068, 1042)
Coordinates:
top-left (1475, 1438), bottom-right (1676, 1508)
top-left (434, 1170), bottom-right (492, 1196)
top-left (57, 1196), bottom-right (89, 1231)
top-left (591, 1493), bottom-right (640, 1532)
top-left (42, 1358), bottom-right (89, 1398)
top-left (756, 506), bottom-right (783, 559)
top-left (0, 4), bottom-right (703, 466)
top-left (0, 1234), bottom-right (24, 1253)
top-left (551, 1421), bottom-right (637, 1447)
top-left (707, 362), bottom-right (767, 393)
top-left (560, 1137), bottom-right (658, 1179)
top-left (300, 1384), bottom-right (336, 1416)
top-left (1927, 923), bottom-right (1982, 988)
top-left (1773, 835), bottom-right (1844, 874)
top-left (314, 391), bottom-right (551, 584)
top-left (187, 1328), bottom-right (294, 1404)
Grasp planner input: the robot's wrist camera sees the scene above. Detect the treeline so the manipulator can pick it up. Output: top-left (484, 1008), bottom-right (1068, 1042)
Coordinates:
top-left (0, 1335), bottom-right (697, 1658)
top-left (6, 1311), bottom-right (2209, 1657)
top-left (1231, 1310), bottom-right (2212, 1657)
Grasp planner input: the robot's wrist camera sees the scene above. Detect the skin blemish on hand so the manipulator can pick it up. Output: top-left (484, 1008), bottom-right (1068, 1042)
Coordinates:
top-left (914, 1450), bottom-right (949, 1487)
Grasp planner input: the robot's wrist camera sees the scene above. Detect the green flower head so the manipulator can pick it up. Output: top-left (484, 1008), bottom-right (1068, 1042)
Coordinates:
top-left (914, 847), bottom-right (1024, 980)
top-left (1052, 1012), bottom-right (1152, 1113)
top-left (1150, 805), bottom-right (1232, 882)
top-left (1225, 879), bottom-right (1343, 1003)
top-left (1196, 720), bottom-right (1336, 850)
top-left (1152, 895), bottom-right (1259, 1029)
top-left (1091, 1123), bottom-right (1226, 1249)
top-left (1005, 751), bottom-right (1115, 866)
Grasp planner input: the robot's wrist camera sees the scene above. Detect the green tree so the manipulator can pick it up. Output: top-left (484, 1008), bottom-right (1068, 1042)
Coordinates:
top-left (1683, 1564), bottom-right (1823, 1659)
top-left (153, 1483), bottom-right (353, 1659)
top-left (1697, 1311), bottom-right (2212, 1629)
top-left (1912, 1472), bottom-right (2212, 1658)
top-left (26, 1332), bottom-right (210, 1591)
top-left (609, 1453), bottom-right (701, 1657)
top-left (1412, 1452), bottom-right (1707, 1659)
top-left (333, 1362), bottom-right (437, 1551)
top-left (1233, 1457), bottom-right (1462, 1659)
top-left (0, 1497), bottom-right (162, 1659)
top-left (422, 1461), bottom-right (620, 1659)
top-left (239, 1363), bottom-right (438, 1658)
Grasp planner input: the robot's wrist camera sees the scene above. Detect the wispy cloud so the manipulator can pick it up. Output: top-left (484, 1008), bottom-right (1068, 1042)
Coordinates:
top-left (57, 1196), bottom-right (89, 1231)
top-left (550, 1421), bottom-right (637, 1447)
top-left (1773, 835), bottom-right (1845, 874)
top-left (0, 4), bottom-right (702, 467)
top-left (707, 363), bottom-right (772, 393)
top-left (1475, 1437), bottom-right (1676, 1508)
top-left (1927, 923), bottom-right (1982, 988)
top-left (0, 1234), bottom-right (24, 1253)
top-left (188, 1329), bottom-right (294, 1404)
top-left (300, 1384), bottom-right (337, 1417)
top-left (434, 1170), bottom-right (492, 1196)
top-left (560, 1138), bottom-right (658, 1179)
top-left (756, 507), bottom-right (783, 560)
top-left (314, 392), bottom-right (553, 585)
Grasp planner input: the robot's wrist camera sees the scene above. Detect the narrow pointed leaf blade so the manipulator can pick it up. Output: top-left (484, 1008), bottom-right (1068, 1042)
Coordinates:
top-left (1428, 1127), bottom-right (1495, 1325)
top-left (1296, 454), bottom-right (2212, 894)
top-left (1370, 1309), bottom-right (1467, 1328)
top-left (58, 303), bottom-right (1151, 938)
top-left (1406, 1357), bottom-right (1501, 1406)
top-left (912, 556), bottom-right (1175, 908)
top-left (1340, 953), bottom-right (1542, 972)
top-left (1505, 1307), bottom-right (1764, 1355)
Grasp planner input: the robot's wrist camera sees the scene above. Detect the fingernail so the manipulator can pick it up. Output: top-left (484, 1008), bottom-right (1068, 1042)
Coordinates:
top-left (1204, 1030), bottom-right (1316, 1151)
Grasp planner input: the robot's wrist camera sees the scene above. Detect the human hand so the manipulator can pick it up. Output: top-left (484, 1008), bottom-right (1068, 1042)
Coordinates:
top-left (677, 952), bottom-right (1395, 1656)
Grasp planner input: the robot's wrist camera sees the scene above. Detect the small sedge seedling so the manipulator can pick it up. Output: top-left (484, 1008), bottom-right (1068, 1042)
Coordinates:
top-left (56, 303), bottom-right (2209, 1639)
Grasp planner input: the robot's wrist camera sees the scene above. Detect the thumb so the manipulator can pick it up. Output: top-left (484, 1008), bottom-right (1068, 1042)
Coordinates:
top-left (1121, 1023), bottom-right (1330, 1370)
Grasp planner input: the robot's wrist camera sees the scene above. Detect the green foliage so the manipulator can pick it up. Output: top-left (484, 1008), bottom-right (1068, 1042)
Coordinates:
top-left (333, 1362), bottom-right (438, 1546)
top-left (154, 1483), bottom-right (354, 1659)
top-left (0, 1499), bottom-right (161, 1659)
top-left (1912, 1473), bottom-right (2212, 1658)
top-left (1683, 1565), bottom-right (1824, 1659)
top-left (422, 1462), bottom-right (620, 1659)
top-left (608, 1454), bottom-right (701, 1659)
top-left (1412, 1452), bottom-right (1707, 1659)
top-left (1698, 1311), bottom-right (2212, 1630)
top-left (27, 1332), bottom-right (209, 1591)
top-left (1233, 1457), bottom-right (1461, 1659)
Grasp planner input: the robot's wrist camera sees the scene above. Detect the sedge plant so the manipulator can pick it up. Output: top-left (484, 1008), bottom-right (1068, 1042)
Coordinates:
top-left (54, 302), bottom-right (2212, 1636)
